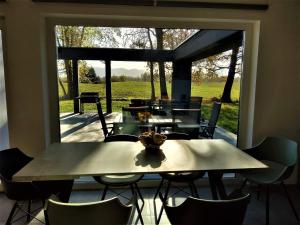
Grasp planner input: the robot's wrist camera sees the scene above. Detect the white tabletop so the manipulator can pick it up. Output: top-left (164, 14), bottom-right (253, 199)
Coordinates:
top-left (13, 139), bottom-right (267, 182)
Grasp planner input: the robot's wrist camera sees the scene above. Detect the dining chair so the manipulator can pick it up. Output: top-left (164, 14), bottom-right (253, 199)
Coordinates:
top-left (153, 132), bottom-right (205, 225)
top-left (160, 192), bottom-right (251, 225)
top-left (199, 101), bottom-right (221, 138)
top-left (93, 134), bottom-right (144, 225)
top-left (44, 196), bottom-right (134, 225)
top-left (238, 137), bottom-right (299, 225)
top-left (0, 148), bottom-right (73, 225)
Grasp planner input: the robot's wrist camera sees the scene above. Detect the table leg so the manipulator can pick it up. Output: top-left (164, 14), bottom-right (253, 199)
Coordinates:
top-left (208, 171), bottom-right (227, 200)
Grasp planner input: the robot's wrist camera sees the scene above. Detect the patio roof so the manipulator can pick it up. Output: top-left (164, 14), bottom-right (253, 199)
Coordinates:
top-left (58, 29), bottom-right (243, 62)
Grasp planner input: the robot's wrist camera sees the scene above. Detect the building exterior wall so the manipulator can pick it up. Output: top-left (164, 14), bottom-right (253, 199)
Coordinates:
top-left (0, 0), bottom-right (299, 182)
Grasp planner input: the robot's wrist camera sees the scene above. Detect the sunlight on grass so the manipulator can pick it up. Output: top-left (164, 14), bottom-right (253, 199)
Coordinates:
top-left (59, 81), bottom-right (240, 134)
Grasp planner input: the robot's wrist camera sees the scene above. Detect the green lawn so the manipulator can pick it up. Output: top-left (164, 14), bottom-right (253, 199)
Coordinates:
top-left (59, 81), bottom-right (240, 133)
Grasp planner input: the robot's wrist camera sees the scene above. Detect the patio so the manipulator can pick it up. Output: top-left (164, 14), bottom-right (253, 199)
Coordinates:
top-left (60, 112), bottom-right (237, 145)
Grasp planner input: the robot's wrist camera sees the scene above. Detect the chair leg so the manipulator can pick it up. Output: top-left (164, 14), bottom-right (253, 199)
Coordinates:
top-left (134, 183), bottom-right (144, 205)
top-left (101, 185), bottom-right (108, 200)
top-left (157, 181), bottom-right (171, 225)
top-left (27, 200), bottom-right (31, 221)
top-left (130, 185), bottom-right (144, 225)
top-left (281, 181), bottom-right (299, 221)
top-left (153, 179), bottom-right (164, 225)
top-left (6, 201), bottom-right (18, 225)
top-left (190, 182), bottom-right (199, 198)
top-left (266, 184), bottom-right (270, 225)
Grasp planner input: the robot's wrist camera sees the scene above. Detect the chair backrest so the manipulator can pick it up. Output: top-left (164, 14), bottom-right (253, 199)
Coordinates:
top-left (208, 102), bottom-right (222, 127)
top-left (96, 100), bottom-right (109, 137)
top-left (254, 137), bottom-right (298, 180)
top-left (104, 134), bottom-right (139, 142)
top-left (129, 99), bottom-right (151, 107)
top-left (165, 132), bottom-right (191, 140)
top-left (0, 148), bottom-right (33, 180)
top-left (163, 194), bottom-right (250, 225)
top-left (45, 197), bottom-right (133, 225)
top-left (172, 108), bottom-right (201, 124)
top-left (122, 106), bottom-right (150, 123)
top-left (189, 96), bottom-right (202, 109)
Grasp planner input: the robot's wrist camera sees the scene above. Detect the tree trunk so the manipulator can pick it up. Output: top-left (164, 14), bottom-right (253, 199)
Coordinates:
top-left (155, 28), bottom-right (168, 99)
top-left (150, 62), bottom-right (155, 100)
top-left (64, 60), bottom-right (74, 99)
top-left (58, 77), bottom-right (67, 98)
top-left (221, 46), bottom-right (239, 103)
top-left (147, 28), bottom-right (156, 100)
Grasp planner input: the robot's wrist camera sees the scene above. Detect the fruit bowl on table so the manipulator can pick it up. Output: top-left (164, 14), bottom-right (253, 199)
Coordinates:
top-left (139, 131), bottom-right (167, 151)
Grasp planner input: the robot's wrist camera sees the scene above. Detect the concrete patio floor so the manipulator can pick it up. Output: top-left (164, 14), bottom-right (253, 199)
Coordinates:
top-left (59, 112), bottom-right (237, 145)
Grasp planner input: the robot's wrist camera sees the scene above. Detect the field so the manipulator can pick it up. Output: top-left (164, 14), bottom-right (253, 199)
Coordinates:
top-left (59, 81), bottom-right (240, 133)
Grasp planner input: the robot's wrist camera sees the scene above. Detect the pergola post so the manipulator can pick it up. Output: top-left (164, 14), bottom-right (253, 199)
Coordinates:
top-left (172, 60), bottom-right (192, 104)
top-left (72, 59), bottom-right (79, 113)
top-left (105, 60), bottom-right (112, 113)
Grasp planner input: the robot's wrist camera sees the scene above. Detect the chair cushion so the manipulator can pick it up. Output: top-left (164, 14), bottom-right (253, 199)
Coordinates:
top-left (160, 171), bottom-right (205, 182)
top-left (240, 160), bottom-right (287, 184)
top-left (95, 174), bottom-right (143, 186)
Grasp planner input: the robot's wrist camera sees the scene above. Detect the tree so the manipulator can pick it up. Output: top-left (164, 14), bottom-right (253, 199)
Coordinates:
top-left (56, 26), bottom-right (120, 98)
top-left (155, 28), bottom-right (168, 99)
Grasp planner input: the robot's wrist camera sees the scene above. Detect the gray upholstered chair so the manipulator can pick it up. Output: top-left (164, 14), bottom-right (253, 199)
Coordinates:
top-left (45, 196), bottom-right (134, 225)
top-left (239, 137), bottom-right (299, 225)
top-left (93, 134), bottom-right (144, 225)
top-left (161, 193), bottom-right (251, 225)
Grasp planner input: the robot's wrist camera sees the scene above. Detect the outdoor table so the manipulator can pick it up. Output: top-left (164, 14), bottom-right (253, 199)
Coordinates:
top-left (13, 139), bottom-right (267, 199)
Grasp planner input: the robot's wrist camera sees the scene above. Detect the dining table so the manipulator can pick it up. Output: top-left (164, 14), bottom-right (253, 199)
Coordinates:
top-left (13, 139), bottom-right (267, 199)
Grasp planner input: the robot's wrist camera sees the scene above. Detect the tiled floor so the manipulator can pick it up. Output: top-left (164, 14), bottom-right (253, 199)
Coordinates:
top-left (1, 184), bottom-right (300, 225)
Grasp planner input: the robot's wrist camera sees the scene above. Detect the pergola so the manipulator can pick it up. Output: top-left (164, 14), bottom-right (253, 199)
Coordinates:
top-left (57, 29), bottom-right (243, 113)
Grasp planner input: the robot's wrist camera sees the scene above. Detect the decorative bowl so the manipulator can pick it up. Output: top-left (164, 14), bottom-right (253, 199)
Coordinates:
top-left (138, 131), bottom-right (167, 151)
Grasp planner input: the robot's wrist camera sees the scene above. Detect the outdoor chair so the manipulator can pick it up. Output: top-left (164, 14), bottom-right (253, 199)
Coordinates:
top-left (44, 196), bottom-right (134, 225)
top-left (77, 92), bottom-right (100, 114)
top-left (93, 134), bottom-right (144, 225)
top-left (153, 132), bottom-right (205, 225)
top-left (96, 100), bottom-right (118, 137)
top-left (0, 148), bottom-right (73, 225)
top-left (238, 137), bottom-right (299, 225)
top-left (172, 108), bottom-right (201, 138)
top-left (189, 96), bottom-right (203, 109)
top-left (199, 101), bottom-right (221, 138)
top-left (129, 98), bottom-right (152, 107)
top-left (160, 193), bottom-right (251, 225)
top-left (122, 106), bottom-right (153, 135)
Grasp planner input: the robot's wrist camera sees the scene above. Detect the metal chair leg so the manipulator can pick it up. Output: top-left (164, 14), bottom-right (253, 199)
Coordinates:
top-left (266, 184), bottom-right (269, 225)
top-left (157, 181), bottom-right (171, 225)
top-left (281, 181), bottom-right (299, 221)
top-left (134, 183), bottom-right (144, 205)
top-left (6, 201), bottom-right (18, 225)
top-left (130, 185), bottom-right (144, 225)
top-left (101, 185), bottom-right (108, 200)
top-left (190, 182), bottom-right (199, 198)
top-left (153, 179), bottom-right (164, 225)
top-left (27, 200), bottom-right (31, 221)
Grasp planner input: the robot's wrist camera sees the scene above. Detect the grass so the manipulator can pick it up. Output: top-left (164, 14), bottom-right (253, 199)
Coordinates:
top-left (59, 81), bottom-right (240, 133)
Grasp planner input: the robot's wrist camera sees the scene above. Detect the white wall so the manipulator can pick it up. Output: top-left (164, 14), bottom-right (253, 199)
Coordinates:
top-left (0, 0), bottom-right (299, 181)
